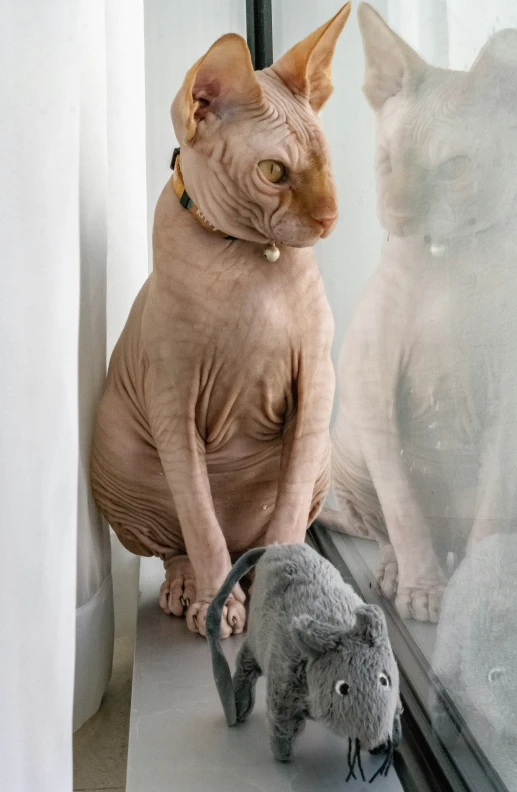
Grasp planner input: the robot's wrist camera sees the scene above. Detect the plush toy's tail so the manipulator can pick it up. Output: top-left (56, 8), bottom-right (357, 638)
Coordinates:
top-left (206, 547), bottom-right (267, 727)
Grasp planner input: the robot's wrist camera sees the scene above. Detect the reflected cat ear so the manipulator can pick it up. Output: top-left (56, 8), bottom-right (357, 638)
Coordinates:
top-left (172, 34), bottom-right (263, 144)
top-left (472, 29), bottom-right (517, 73)
top-left (471, 28), bottom-right (517, 90)
top-left (357, 2), bottom-right (427, 110)
top-left (271, 3), bottom-right (351, 112)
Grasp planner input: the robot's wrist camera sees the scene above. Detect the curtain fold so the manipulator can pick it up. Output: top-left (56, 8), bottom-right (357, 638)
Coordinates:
top-left (74, 0), bottom-right (113, 733)
top-left (0, 0), bottom-right (147, 786)
top-left (0, 3), bottom-right (80, 790)
top-left (73, 0), bottom-right (148, 732)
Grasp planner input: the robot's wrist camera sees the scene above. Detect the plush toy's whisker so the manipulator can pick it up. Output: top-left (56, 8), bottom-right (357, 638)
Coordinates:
top-left (346, 737), bottom-right (357, 781)
top-left (369, 736), bottom-right (393, 783)
top-left (383, 741), bottom-right (394, 778)
top-left (355, 738), bottom-right (366, 782)
top-left (346, 737), bottom-right (365, 783)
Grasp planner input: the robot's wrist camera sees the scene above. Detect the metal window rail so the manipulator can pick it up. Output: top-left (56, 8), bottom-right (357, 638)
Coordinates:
top-left (246, 0), bottom-right (273, 69)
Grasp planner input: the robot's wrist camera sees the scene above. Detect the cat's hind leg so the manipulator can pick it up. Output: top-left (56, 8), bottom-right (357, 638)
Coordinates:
top-left (233, 641), bottom-right (262, 723)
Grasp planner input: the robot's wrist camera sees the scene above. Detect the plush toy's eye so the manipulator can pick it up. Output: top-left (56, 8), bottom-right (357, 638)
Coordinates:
top-left (379, 673), bottom-right (391, 688)
top-left (258, 160), bottom-right (286, 183)
top-left (335, 680), bottom-right (350, 697)
top-left (488, 666), bottom-right (506, 684)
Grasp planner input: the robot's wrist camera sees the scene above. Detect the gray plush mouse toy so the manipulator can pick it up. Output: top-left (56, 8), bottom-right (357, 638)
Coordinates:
top-left (206, 543), bottom-right (402, 782)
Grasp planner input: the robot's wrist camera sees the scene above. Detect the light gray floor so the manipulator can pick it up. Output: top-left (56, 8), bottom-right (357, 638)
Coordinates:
top-left (73, 534), bottom-right (140, 792)
top-left (73, 633), bottom-right (134, 792)
top-left (127, 556), bottom-right (405, 792)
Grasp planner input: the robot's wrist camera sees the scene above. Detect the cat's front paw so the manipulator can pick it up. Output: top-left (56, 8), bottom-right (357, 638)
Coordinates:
top-left (186, 595), bottom-right (246, 638)
top-left (376, 544), bottom-right (398, 599)
top-left (395, 582), bottom-right (445, 623)
top-left (159, 555), bottom-right (196, 616)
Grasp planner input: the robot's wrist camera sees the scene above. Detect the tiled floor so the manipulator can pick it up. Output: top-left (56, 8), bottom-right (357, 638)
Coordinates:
top-left (73, 633), bottom-right (134, 791)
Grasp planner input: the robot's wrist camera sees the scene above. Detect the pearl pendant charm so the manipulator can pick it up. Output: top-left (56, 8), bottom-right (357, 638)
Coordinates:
top-left (263, 242), bottom-right (280, 262)
top-left (430, 243), bottom-right (447, 258)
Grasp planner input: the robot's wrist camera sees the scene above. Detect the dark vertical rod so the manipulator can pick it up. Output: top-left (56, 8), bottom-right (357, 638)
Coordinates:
top-left (246, 0), bottom-right (273, 70)
top-left (246, 0), bottom-right (256, 69)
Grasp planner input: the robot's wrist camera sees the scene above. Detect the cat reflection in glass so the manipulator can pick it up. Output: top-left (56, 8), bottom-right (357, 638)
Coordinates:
top-left (432, 534), bottom-right (517, 791)
top-left (331, 3), bottom-right (517, 622)
top-left (91, 6), bottom-right (351, 637)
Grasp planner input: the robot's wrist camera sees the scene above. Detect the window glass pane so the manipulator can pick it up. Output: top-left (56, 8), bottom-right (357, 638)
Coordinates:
top-left (273, 2), bottom-right (517, 790)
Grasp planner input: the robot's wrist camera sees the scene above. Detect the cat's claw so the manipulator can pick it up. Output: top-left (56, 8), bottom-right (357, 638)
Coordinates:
top-left (186, 597), bottom-right (246, 638)
top-left (159, 555), bottom-right (196, 617)
top-left (376, 545), bottom-right (398, 599)
top-left (395, 584), bottom-right (444, 623)
top-left (226, 599), bottom-right (246, 635)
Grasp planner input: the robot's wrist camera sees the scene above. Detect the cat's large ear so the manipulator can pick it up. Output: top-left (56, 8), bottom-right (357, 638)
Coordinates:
top-left (172, 34), bottom-right (263, 144)
top-left (472, 29), bottom-right (517, 75)
top-left (271, 3), bottom-right (351, 112)
top-left (471, 29), bottom-right (517, 96)
top-left (358, 2), bottom-right (427, 111)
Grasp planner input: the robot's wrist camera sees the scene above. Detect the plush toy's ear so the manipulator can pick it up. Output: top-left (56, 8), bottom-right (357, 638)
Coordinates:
top-left (291, 615), bottom-right (345, 659)
top-left (352, 605), bottom-right (388, 645)
top-left (357, 2), bottom-right (427, 110)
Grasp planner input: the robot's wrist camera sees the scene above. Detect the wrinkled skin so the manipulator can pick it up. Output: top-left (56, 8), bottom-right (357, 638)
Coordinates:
top-left (91, 6), bottom-right (351, 637)
top-left (331, 4), bottom-right (517, 622)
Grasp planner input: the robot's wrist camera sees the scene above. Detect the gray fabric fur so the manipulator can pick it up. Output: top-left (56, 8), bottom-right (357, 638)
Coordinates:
top-left (206, 543), bottom-right (402, 766)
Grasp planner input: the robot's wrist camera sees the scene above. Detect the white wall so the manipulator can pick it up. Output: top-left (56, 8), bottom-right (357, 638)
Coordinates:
top-left (446, 0), bottom-right (517, 68)
top-left (144, 0), bottom-right (247, 258)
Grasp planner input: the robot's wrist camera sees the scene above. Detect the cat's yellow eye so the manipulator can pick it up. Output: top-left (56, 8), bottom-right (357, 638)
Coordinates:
top-left (258, 160), bottom-right (286, 184)
top-left (437, 154), bottom-right (471, 180)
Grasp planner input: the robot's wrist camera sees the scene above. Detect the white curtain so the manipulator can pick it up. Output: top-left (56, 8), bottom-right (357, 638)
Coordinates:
top-left (0, 3), bottom-right (79, 790)
top-left (445, 0), bottom-right (517, 68)
top-left (387, 0), bottom-right (517, 68)
top-left (74, 0), bottom-right (148, 733)
top-left (0, 1), bottom-right (147, 789)
top-left (74, 0), bottom-right (112, 735)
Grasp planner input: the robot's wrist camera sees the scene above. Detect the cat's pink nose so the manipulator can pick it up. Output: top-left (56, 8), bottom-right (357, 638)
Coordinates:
top-left (312, 213), bottom-right (337, 232)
